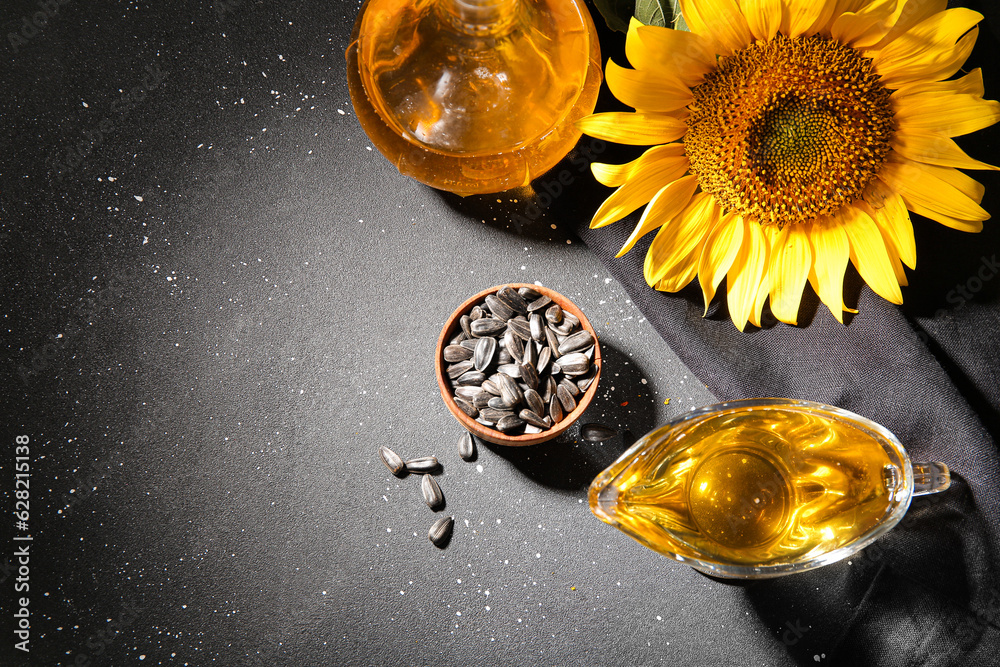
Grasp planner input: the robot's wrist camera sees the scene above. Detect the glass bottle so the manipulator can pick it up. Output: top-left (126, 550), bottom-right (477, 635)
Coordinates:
top-left (345, 0), bottom-right (603, 195)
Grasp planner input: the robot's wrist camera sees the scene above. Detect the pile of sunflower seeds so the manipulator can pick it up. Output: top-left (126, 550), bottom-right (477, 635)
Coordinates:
top-left (379, 445), bottom-right (453, 548)
top-left (443, 285), bottom-right (598, 436)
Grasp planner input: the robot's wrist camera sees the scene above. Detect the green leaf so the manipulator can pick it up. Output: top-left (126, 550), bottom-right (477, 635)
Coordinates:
top-left (634, 0), bottom-right (669, 27)
top-left (591, 0), bottom-right (635, 32)
top-left (668, 0), bottom-right (689, 32)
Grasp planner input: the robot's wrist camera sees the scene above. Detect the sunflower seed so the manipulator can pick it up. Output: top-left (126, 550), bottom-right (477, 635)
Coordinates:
top-left (544, 327), bottom-right (562, 358)
top-left (563, 311), bottom-right (581, 329)
top-left (406, 456), bottom-right (441, 473)
top-left (379, 446), bottom-right (406, 476)
top-left (455, 386), bottom-right (480, 400)
top-left (529, 313), bottom-right (545, 341)
top-left (526, 294), bottom-right (552, 312)
top-left (471, 317), bottom-right (506, 338)
top-left (482, 379), bottom-right (501, 396)
top-left (559, 377), bottom-right (580, 397)
top-left (450, 332), bottom-right (467, 346)
top-left (519, 409), bottom-right (548, 429)
top-left (523, 339), bottom-right (538, 367)
top-left (458, 431), bottom-right (475, 460)
top-left (508, 316), bottom-right (532, 341)
top-left (581, 423), bottom-right (617, 442)
top-left (444, 344), bottom-right (474, 363)
top-left (447, 360), bottom-right (475, 379)
top-left (497, 363), bottom-right (523, 379)
top-left (549, 361), bottom-right (561, 376)
top-left (498, 348), bottom-right (512, 364)
top-left (454, 396), bottom-right (478, 418)
top-left (429, 516), bottom-right (454, 547)
top-left (456, 370), bottom-right (486, 386)
top-left (556, 384), bottom-right (578, 412)
top-left (524, 424), bottom-right (543, 434)
top-left (558, 330), bottom-right (595, 355)
top-left (470, 305), bottom-right (484, 320)
top-left (545, 303), bottom-right (563, 325)
top-left (551, 321), bottom-right (575, 336)
top-left (576, 373), bottom-right (597, 393)
top-left (520, 363), bottom-right (539, 390)
top-left (496, 286), bottom-right (528, 315)
top-left (496, 373), bottom-right (523, 407)
top-left (460, 314), bottom-right (473, 338)
top-left (536, 346), bottom-right (551, 374)
top-left (518, 286), bottom-right (542, 300)
top-left (504, 331), bottom-right (524, 364)
top-left (481, 407), bottom-right (515, 422)
top-left (558, 352), bottom-right (590, 375)
top-left (485, 294), bottom-right (515, 321)
top-left (524, 388), bottom-right (545, 416)
top-left (549, 394), bottom-right (564, 423)
top-left (496, 414), bottom-right (526, 432)
top-left (421, 474), bottom-right (444, 509)
top-left (472, 391), bottom-right (492, 409)
top-left (542, 375), bottom-right (558, 402)
top-left (474, 336), bottom-right (497, 371)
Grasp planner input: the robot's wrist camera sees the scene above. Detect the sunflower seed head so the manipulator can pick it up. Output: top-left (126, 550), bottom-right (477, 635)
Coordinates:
top-left (421, 474), bottom-right (444, 509)
top-left (379, 446), bottom-right (406, 477)
top-left (429, 516), bottom-right (454, 547)
top-left (406, 456), bottom-right (441, 473)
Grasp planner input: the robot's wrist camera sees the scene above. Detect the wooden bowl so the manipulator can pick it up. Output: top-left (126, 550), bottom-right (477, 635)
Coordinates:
top-left (435, 283), bottom-right (602, 446)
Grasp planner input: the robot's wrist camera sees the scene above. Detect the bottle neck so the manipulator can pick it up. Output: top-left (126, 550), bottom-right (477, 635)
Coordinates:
top-left (438, 0), bottom-right (522, 36)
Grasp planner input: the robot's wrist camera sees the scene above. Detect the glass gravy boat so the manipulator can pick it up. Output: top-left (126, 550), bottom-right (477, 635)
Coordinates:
top-left (589, 398), bottom-right (951, 579)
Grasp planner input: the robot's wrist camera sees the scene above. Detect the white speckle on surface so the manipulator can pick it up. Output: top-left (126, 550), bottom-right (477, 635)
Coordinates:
top-left (134, 195), bottom-right (143, 202)
top-left (476, 464), bottom-right (483, 473)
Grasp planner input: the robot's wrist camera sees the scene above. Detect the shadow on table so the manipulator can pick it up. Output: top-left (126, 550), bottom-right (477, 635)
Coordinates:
top-left (731, 472), bottom-right (1000, 665)
top-left (483, 340), bottom-right (660, 492)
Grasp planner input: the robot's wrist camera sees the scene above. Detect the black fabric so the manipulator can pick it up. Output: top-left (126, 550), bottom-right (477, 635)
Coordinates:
top-left (573, 1), bottom-right (1000, 663)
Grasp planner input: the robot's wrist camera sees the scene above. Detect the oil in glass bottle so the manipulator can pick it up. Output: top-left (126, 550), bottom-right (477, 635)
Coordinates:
top-left (345, 0), bottom-right (603, 195)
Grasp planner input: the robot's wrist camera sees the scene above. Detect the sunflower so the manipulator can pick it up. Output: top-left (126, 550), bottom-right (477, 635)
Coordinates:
top-left (578, 0), bottom-right (1000, 329)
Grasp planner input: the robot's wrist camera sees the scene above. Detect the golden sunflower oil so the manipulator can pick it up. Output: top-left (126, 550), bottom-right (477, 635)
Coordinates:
top-left (590, 404), bottom-right (902, 568)
top-left (345, 0), bottom-right (602, 195)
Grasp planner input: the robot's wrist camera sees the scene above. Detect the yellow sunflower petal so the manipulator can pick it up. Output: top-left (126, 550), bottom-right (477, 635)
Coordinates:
top-left (697, 212), bottom-right (744, 315)
top-left (644, 192), bottom-right (717, 284)
top-left (577, 112), bottom-right (689, 146)
top-left (606, 60), bottom-right (694, 113)
top-left (738, 0), bottom-right (781, 41)
top-left (893, 67), bottom-right (984, 98)
top-left (840, 205), bottom-right (903, 304)
top-left (878, 160), bottom-right (989, 232)
top-left (806, 216), bottom-right (854, 323)
top-left (627, 19), bottom-right (716, 87)
top-left (591, 155), bottom-right (690, 229)
top-left (655, 247), bottom-right (701, 293)
top-left (891, 130), bottom-right (999, 172)
top-left (893, 93), bottom-right (1000, 138)
top-left (830, 0), bottom-right (902, 48)
top-left (679, 0), bottom-right (753, 54)
top-left (590, 144), bottom-right (687, 188)
top-left (863, 180), bottom-right (916, 268)
top-left (872, 0), bottom-right (947, 50)
top-left (874, 9), bottom-right (982, 86)
top-left (619, 175), bottom-right (700, 257)
top-left (726, 220), bottom-right (769, 331)
top-left (784, 0), bottom-right (837, 38)
top-left (748, 226), bottom-right (776, 328)
top-left (768, 224), bottom-right (812, 325)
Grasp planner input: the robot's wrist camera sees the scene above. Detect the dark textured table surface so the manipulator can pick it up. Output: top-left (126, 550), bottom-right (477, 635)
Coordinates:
top-left (4, 1), bottom-right (1000, 666)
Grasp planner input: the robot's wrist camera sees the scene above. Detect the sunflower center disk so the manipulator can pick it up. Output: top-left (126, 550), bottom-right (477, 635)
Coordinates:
top-left (685, 35), bottom-right (894, 226)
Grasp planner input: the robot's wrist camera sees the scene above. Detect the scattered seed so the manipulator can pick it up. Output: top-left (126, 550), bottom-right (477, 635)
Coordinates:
top-left (429, 516), bottom-right (454, 547)
top-left (379, 446), bottom-right (406, 477)
top-left (406, 456), bottom-right (441, 473)
top-left (421, 474), bottom-right (444, 509)
top-left (458, 432), bottom-right (475, 460)
top-left (581, 423), bottom-right (617, 442)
